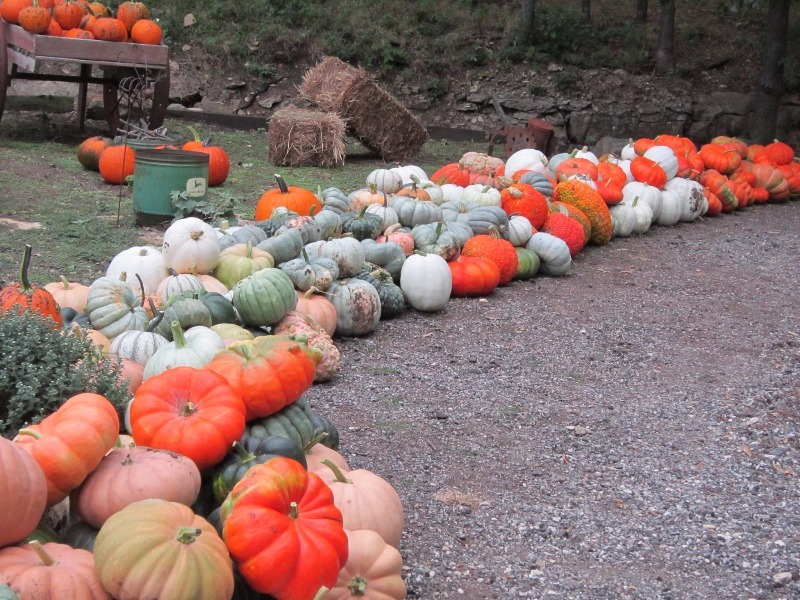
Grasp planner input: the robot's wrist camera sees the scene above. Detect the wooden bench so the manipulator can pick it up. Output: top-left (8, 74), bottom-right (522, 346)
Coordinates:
top-left (0, 18), bottom-right (169, 134)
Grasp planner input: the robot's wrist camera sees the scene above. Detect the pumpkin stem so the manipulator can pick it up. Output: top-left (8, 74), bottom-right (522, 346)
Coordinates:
top-left (303, 430), bottom-right (329, 453)
top-left (632, 195), bottom-right (640, 207)
top-left (231, 441), bottom-right (256, 462)
top-left (28, 541), bottom-right (56, 566)
top-left (301, 248), bottom-right (311, 264)
top-left (274, 174), bottom-right (289, 194)
top-left (289, 501), bottom-right (300, 519)
top-left (146, 301), bottom-right (165, 332)
top-left (18, 244), bottom-right (33, 292)
top-left (16, 428), bottom-right (43, 440)
top-left (135, 273), bottom-right (147, 307)
top-left (176, 527), bottom-right (202, 544)
top-left (320, 457), bottom-right (352, 484)
top-left (190, 230), bottom-right (203, 241)
top-left (347, 576), bottom-right (368, 595)
top-left (59, 275), bottom-right (71, 290)
top-left (187, 125), bottom-right (202, 144)
top-left (236, 343), bottom-right (255, 361)
top-left (179, 401), bottom-right (196, 417)
top-left (312, 587), bottom-right (330, 600)
top-left (304, 286), bottom-right (320, 298)
top-left (171, 321), bottom-right (187, 348)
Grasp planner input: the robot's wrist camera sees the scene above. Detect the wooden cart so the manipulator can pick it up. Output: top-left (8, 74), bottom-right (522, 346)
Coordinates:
top-left (0, 18), bottom-right (169, 134)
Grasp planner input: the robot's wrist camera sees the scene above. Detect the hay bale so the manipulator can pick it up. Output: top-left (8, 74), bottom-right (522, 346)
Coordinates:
top-left (299, 56), bottom-right (361, 112)
top-left (300, 56), bottom-right (428, 161)
top-left (268, 107), bottom-right (346, 168)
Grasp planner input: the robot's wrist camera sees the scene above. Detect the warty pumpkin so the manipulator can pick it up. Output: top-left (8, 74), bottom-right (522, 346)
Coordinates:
top-left (0, 245), bottom-right (63, 327)
top-left (460, 227), bottom-right (518, 286)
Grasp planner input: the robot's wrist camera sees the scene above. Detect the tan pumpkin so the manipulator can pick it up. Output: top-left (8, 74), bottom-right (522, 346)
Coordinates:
top-left (376, 224), bottom-right (414, 256)
top-left (71, 446), bottom-right (202, 529)
top-left (0, 541), bottom-right (109, 599)
top-left (305, 443), bottom-right (350, 477)
top-left (0, 438), bottom-right (48, 548)
top-left (293, 288), bottom-right (338, 337)
top-left (43, 276), bottom-right (91, 312)
top-left (317, 459), bottom-right (404, 548)
top-left (327, 529), bottom-right (407, 600)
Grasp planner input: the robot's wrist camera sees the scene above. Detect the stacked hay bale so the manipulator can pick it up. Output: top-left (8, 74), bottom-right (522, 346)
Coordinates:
top-left (268, 107), bottom-right (346, 168)
top-left (300, 56), bottom-right (428, 161)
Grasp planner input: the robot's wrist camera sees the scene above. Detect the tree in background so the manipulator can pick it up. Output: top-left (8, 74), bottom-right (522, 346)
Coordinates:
top-left (749, 0), bottom-right (790, 142)
top-left (519, 0), bottom-right (536, 44)
top-left (655, 0), bottom-right (675, 73)
top-left (636, 0), bottom-right (648, 23)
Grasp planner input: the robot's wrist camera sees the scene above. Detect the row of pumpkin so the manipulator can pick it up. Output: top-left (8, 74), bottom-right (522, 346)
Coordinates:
top-left (1, 134), bottom-right (797, 600)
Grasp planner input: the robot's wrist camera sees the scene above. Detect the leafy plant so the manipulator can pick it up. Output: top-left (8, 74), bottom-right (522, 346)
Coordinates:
top-left (425, 78), bottom-right (450, 101)
top-left (0, 311), bottom-right (129, 438)
top-left (171, 190), bottom-right (239, 225)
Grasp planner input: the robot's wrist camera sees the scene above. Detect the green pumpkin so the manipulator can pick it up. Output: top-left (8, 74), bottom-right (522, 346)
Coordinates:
top-left (320, 187), bottom-right (350, 214)
top-left (327, 278), bottom-right (382, 336)
top-left (311, 414), bottom-right (340, 450)
top-left (275, 215), bottom-right (322, 245)
top-left (444, 221), bottom-right (474, 249)
top-left (411, 222), bottom-right (459, 261)
top-left (441, 200), bottom-right (509, 236)
top-left (212, 436), bottom-right (308, 504)
top-left (232, 268), bottom-right (297, 327)
top-left (513, 246), bottom-right (541, 281)
top-left (196, 291), bottom-right (237, 325)
top-left (518, 171), bottom-right (555, 198)
top-left (245, 397), bottom-right (317, 451)
top-left (279, 249), bottom-right (340, 292)
top-left (231, 225), bottom-right (268, 245)
top-left (354, 265), bottom-right (405, 320)
top-left (389, 196), bottom-right (442, 227)
top-left (314, 209), bottom-right (342, 239)
top-left (61, 306), bottom-right (91, 329)
top-left (256, 228), bottom-right (304, 266)
top-left (213, 242), bottom-right (275, 290)
top-left (255, 206), bottom-right (299, 237)
top-left (340, 205), bottom-right (384, 241)
top-left (24, 524), bottom-right (60, 545)
top-left (61, 521), bottom-right (100, 552)
top-left (154, 297), bottom-right (213, 339)
top-left (360, 239), bottom-right (406, 282)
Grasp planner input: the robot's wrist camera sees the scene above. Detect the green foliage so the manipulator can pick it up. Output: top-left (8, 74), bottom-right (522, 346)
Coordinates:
top-left (0, 312), bottom-right (129, 439)
top-left (171, 190), bottom-right (240, 225)
top-left (425, 78), bottom-right (451, 101)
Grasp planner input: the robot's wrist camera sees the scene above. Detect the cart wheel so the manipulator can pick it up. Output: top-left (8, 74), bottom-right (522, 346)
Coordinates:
top-left (102, 67), bottom-right (170, 136)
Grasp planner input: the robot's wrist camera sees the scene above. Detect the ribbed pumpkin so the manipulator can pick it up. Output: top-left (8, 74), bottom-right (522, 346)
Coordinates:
top-left (255, 175), bottom-right (323, 219)
top-left (448, 256), bottom-right (501, 297)
top-left (232, 267), bottom-right (297, 327)
top-left (0, 245), bottom-right (63, 327)
top-left (92, 16), bottom-right (127, 40)
top-left (94, 499), bottom-right (234, 600)
top-left (130, 17), bottom-right (162, 43)
top-left (43, 276), bottom-right (90, 312)
top-left (98, 144), bottom-right (136, 185)
top-left (0, 0), bottom-right (33, 24)
top-left (499, 182), bottom-right (549, 229)
top-left (460, 227), bottom-right (518, 286)
top-left (204, 335), bottom-right (320, 421)
top-left (71, 446), bottom-right (202, 529)
top-left (0, 542), bottom-right (108, 599)
top-left (541, 212), bottom-right (587, 257)
top-left (0, 438), bottom-right (47, 548)
top-left (326, 529), bottom-right (407, 600)
top-left (115, 0), bottom-right (149, 31)
top-left (18, 3), bottom-right (52, 33)
top-left (430, 162), bottom-right (471, 187)
top-left (181, 126), bottom-right (230, 187)
top-left (553, 180), bottom-right (613, 245)
top-left (52, 0), bottom-right (85, 29)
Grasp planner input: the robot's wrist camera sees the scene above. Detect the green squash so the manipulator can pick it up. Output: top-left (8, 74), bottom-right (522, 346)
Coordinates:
top-left (24, 524), bottom-right (60, 545)
top-left (340, 206), bottom-right (384, 241)
top-left (314, 209), bottom-right (342, 240)
top-left (444, 221), bottom-right (474, 249)
top-left (232, 268), bottom-right (297, 327)
top-left (320, 187), bottom-right (350, 214)
top-left (389, 196), bottom-right (442, 227)
top-left (61, 520), bottom-right (100, 552)
top-left (213, 242), bottom-right (275, 290)
top-left (255, 206), bottom-right (299, 237)
top-left (411, 222), bottom-right (459, 261)
top-left (246, 397), bottom-right (317, 451)
top-left (61, 306), bottom-right (91, 329)
top-left (231, 224), bottom-right (268, 246)
top-left (513, 247), bottom-right (541, 281)
top-left (327, 279), bottom-right (382, 336)
top-left (275, 215), bottom-right (322, 245)
top-left (256, 228), bottom-right (304, 266)
top-left (441, 200), bottom-right (509, 236)
top-left (196, 291), bottom-right (237, 325)
top-left (154, 297), bottom-right (213, 339)
top-left (279, 249), bottom-right (340, 292)
top-left (360, 239), bottom-right (406, 282)
top-left (518, 171), bottom-right (555, 198)
top-left (212, 436), bottom-right (308, 503)
top-left (311, 414), bottom-right (340, 450)
top-left (354, 265), bottom-right (405, 320)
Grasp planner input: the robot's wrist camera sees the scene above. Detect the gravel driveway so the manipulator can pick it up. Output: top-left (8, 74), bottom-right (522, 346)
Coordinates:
top-left (305, 202), bottom-right (800, 599)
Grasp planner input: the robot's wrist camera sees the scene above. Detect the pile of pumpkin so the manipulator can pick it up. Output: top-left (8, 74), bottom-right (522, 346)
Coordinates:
top-left (77, 126), bottom-right (231, 187)
top-left (0, 0), bottom-right (161, 43)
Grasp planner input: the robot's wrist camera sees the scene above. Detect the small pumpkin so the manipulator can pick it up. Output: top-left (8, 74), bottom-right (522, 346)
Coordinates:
top-left (162, 217), bottom-right (222, 275)
top-left (399, 252), bottom-right (452, 312)
top-left (213, 242), bottom-right (275, 290)
top-left (143, 321), bottom-right (224, 379)
top-left (326, 529), bottom-right (407, 600)
top-left (232, 268), bottom-right (298, 327)
top-left (99, 145), bottom-right (136, 185)
top-left (460, 227), bottom-right (518, 286)
top-left (181, 126), bottom-right (230, 187)
top-left (130, 17), bottom-right (162, 44)
top-left (449, 256), bottom-right (501, 297)
top-left (0, 245), bottom-right (63, 328)
top-left (327, 279), bottom-right (382, 336)
top-left (526, 232), bottom-right (571, 277)
top-left (256, 174), bottom-right (323, 219)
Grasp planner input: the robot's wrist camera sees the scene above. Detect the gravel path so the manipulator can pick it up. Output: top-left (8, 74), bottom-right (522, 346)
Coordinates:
top-left (305, 202), bottom-right (800, 599)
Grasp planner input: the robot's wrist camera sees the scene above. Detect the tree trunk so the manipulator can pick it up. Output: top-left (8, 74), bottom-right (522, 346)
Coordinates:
top-left (582, 0), bottom-right (591, 21)
top-left (635, 0), bottom-right (648, 23)
top-left (749, 0), bottom-right (790, 143)
top-left (519, 0), bottom-right (536, 44)
top-left (654, 0), bottom-right (675, 74)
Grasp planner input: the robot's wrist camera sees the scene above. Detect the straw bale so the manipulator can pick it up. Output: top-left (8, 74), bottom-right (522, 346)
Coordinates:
top-left (339, 73), bottom-right (428, 161)
top-left (301, 56), bottom-right (428, 161)
top-left (268, 107), bottom-right (346, 168)
top-left (299, 56), bottom-right (361, 112)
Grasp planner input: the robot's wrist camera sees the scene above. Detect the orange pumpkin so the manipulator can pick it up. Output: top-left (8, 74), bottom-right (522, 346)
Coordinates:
top-left (327, 529), bottom-right (407, 600)
top-left (13, 393), bottom-right (120, 506)
top-left (115, 0), bottom-right (148, 31)
top-left (52, 0), bottom-right (86, 30)
top-left (92, 16), bottom-right (127, 40)
top-left (181, 126), bottom-right (230, 187)
top-left (98, 144), bottom-right (135, 185)
top-left (460, 227), bottom-right (518, 286)
top-left (62, 26), bottom-right (94, 38)
top-left (129, 17), bottom-right (161, 44)
top-left (293, 289), bottom-right (338, 337)
top-left (255, 174), bottom-right (323, 219)
top-left (0, 437), bottom-right (48, 548)
top-left (46, 18), bottom-right (63, 35)
top-left (0, 244), bottom-right (63, 327)
top-left (77, 135), bottom-right (113, 171)
top-left (430, 162), bottom-right (471, 187)
top-left (554, 156), bottom-right (598, 182)
top-left (18, 2), bottom-right (52, 33)
top-left (500, 182), bottom-right (549, 228)
top-left (448, 255), bottom-right (501, 298)
top-left (0, 0), bottom-right (33, 24)
top-left (629, 155), bottom-right (667, 188)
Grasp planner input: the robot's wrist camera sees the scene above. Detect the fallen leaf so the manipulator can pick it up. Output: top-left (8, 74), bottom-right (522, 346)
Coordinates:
top-left (614, 498), bottom-right (624, 509)
top-left (740, 444), bottom-right (754, 457)
top-left (183, 13), bottom-right (196, 26)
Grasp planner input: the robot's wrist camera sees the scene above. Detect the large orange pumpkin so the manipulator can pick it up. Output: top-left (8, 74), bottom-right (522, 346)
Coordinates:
top-left (98, 144), bottom-right (136, 185)
top-left (255, 174), bottom-right (323, 220)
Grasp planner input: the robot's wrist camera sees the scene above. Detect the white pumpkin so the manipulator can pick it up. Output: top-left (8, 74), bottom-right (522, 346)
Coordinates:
top-left (504, 148), bottom-right (549, 178)
top-left (622, 181), bottom-right (662, 222)
top-left (440, 184), bottom-right (464, 203)
top-left (390, 165), bottom-right (429, 186)
top-left (142, 323), bottom-right (225, 380)
top-left (366, 168), bottom-right (403, 194)
top-left (505, 215), bottom-right (534, 247)
top-left (399, 253), bottom-right (452, 312)
top-left (573, 145), bottom-right (599, 165)
top-left (609, 201), bottom-right (637, 238)
top-left (620, 139), bottom-right (638, 161)
top-left (644, 145), bottom-right (679, 180)
top-left (526, 232), bottom-right (571, 276)
top-left (630, 197), bottom-right (654, 234)
top-left (461, 184), bottom-right (501, 207)
top-left (566, 174), bottom-right (597, 190)
top-left (365, 202), bottom-right (400, 233)
top-left (106, 246), bottom-right (168, 293)
top-left (162, 217), bottom-right (221, 274)
top-left (605, 155), bottom-right (634, 183)
top-left (664, 177), bottom-right (705, 222)
top-left (419, 181), bottom-right (445, 205)
top-left (655, 190), bottom-right (683, 226)
top-left (304, 237), bottom-right (365, 278)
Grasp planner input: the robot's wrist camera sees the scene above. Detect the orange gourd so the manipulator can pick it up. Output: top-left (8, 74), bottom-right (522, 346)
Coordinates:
top-left (52, 0), bottom-right (86, 30)
top-left (553, 179), bottom-right (613, 246)
top-left (499, 182), bottom-right (549, 229)
top-left (18, 1), bottom-right (52, 33)
top-left (115, 0), bottom-right (148, 31)
top-left (0, 0), bottom-right (33, 24)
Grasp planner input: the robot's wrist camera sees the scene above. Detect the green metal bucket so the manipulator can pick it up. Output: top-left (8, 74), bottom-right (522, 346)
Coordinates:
top-left (122, 138), bottom-right (184, 151)
top-left (132, 149), bottom-right (210, 226)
